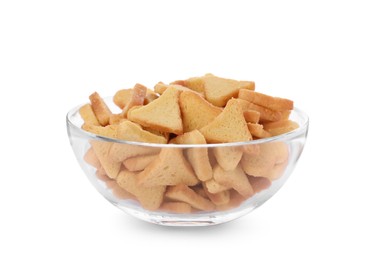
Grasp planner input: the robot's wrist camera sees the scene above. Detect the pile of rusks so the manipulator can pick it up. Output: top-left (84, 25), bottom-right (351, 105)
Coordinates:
top-left (80, 73), bottom-right (298, 213)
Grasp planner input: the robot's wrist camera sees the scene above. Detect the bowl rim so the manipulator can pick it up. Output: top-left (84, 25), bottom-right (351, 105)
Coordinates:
top-left (66, 100), bottom-right (309, 148)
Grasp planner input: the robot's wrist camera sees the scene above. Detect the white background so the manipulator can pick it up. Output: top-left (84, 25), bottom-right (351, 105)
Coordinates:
top-left (1, 0), bottom-right (373, 259)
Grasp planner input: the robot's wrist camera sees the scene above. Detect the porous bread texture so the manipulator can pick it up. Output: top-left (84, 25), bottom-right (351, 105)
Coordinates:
top-left (79, 104), bottom-right (100, 126)
top-left (116, 170), bottom-right (166, 210)
top-left (138, 148), bottom-right (199, 187)
top-left (116, 120), bottom-right (167, 144)
top-left (179, 91), bottom-right (222, 132)
top-left (200, 98), bottom-right (252, 143)
top-left (170, 130), bottom-right (212, 181)
top-left (128, 87), bottom-right (183, 135)
top-left (202, 74), bottom-right (255, 107)
top-left (90, 141), bottom-right (121, 179)
top-left (89, 92), bottom-right (112, 126)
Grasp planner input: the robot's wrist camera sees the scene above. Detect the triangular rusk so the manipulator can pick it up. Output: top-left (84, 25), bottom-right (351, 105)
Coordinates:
top-left (116, 170), bottom-right (166, 210)
top-left (90, 141), bottom-right (121, 179)
top-left (138, 148), bottom-right (199, 187)
top-left (202, 74), bottom-right (255, 107)
top-left (171, 130), bottom-right (213, 181)
top-left (116, 120), bottom-right (167, 144)
top-left (213, 164), bottom-right (254, 198)
top-left (127, 87), bottom-right (183, 135)
top-left (179, 91), bottom-right (222, 132)
top-left (200, 99), bottom-right (252, 143)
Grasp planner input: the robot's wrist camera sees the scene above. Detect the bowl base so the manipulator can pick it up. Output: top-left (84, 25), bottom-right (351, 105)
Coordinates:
top-left (116, 204), bottom-right (256, 226)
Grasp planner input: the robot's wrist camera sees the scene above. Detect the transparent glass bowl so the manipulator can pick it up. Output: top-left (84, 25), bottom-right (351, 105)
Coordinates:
top-left (66, 98), bottom-right (308, 226)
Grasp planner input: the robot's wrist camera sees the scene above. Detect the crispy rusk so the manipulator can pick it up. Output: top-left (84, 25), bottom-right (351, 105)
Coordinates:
top-left (138, 148), bottom-right (199, 187)
top-left (154, 82), bottom-right (203, 97)
top-left (116, 120), bottom-right (167, 144)
top-left (179, 91), bottom-right (222, 132)
top-left (263, 120), bottom-right (299, 136)
top-left (213, 164), bottom-right (254, 198)
top-left (90, 141), bottom-right (121, 179)
top-left (247, 123), bottom-right (271, 138)
top-left (128, 87), bottom-right (183, 135)
top-left (123, 154), bottom-right (158, 172)
top-left (213, 146), bottom-right (243, 171)
top-left (200, 99), bottom-right (252, 143)
top-left (170, 130), bottom-right (212, 181)
top-left (84, 147), bottom-right (101, 169)
top-left (89, 92), bottom-right (112, 126)
top-left (79, 104), bottom-right (100, 126)
top-left (241, 141), bottom-right (289, 180)
top-left (121, 83), bottom-right (147, 117)
top-left (202, 74), bottom-right (255, 107)
top-left (165, 184), bottom-right (215, 211)
top-left (238, 89), bottom-right (293, 111)
top-left (243, 110), bottom-right (260, 124)
top-left (117, 170), bottom-right (166, 211)
top-left (159, 202), bottom-right (192, 214)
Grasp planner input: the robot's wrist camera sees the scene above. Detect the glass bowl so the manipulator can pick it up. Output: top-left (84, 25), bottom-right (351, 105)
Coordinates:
top-left (66, 98), bottom-right (308, 226)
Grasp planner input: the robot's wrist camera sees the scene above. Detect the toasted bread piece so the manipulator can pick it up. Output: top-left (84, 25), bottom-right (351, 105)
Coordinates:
top-left (236, 98), bottom-right (282, 122)
top-left (192, 185), bottom-right (209, 199)
top-left (143, 127), bottom-right (170, 141)
top-left (202, 74), bottom-right (255, 106)
top-left (241, 143), bottom-right (261, 156)
top-left (213, 146), bottom-right (243, 171)
top-left (216, 190), bottom-right (246, 211)
top-left (121, 83), bottom-right (147, 117)
top-left (154, 82), bottom-right (204, 97)
top-left (116, 170), bottom-right (166, 210)
top-left (267, 160), bottom-right (288, 180)
top-left (96, 167), bottom-right (111, 182)
top-left (116, 120), bottom-right (167, 144)
top-left (243, 110), bottom-right (260, 124)
top-left (113, 89), bottom-right (133, 109)
top-left (263, 120), bottom-right (299, 136)
top-left (84, 147), bottom-right (101, 169)
top-left (202, 183), bottom-right (230, 206)
top-left (109, 114), bottom-right (126, 125)
top-left (204, 178), bottom-right (230, 194)
top-left (179, 91), bottom-right (222, 132)
top-left (159, 202), bottom-right (192, 214)
top-left (82, 124), bottom-right (118, 138)
top-left (241, 142), bottom-right (288, 180)
top-left (247, 175), bottom-right (272, 194)
top-left (247, 123), bottom-right (271, 138)
top-left (213, 164), bottom-right (254, 198)
top-left (238, 80), bottom-right (256, 90)
top-left (89, 92), bottom-right (112, 126)
top-left (109, 143), bottom-right (160, 162)
top-left (128, 87), bottom-right (183, 135)
top-left (90, 141), bottom-right (121, 179)
top-left (236, 98), bottom-right (252, 111)
top-left (123, 154), bottom-right (158, 172)
top-left (279, 110), bottom-right (291, 121)
top-left (171, 77), bottom-right (205, 94)
top-left (144, 89), bottom-right (159, 104)
top-left (238, 89), bottom-right (293, 111)
top-left (169, 129), bottom-right (206, 144)
top-left (105, 179), bottom-right (117, 189)
top-left (247, 102), bottom-right (282, 122)
top-left (170, 130), bottom-right (213, 181)
top-left (138, 148), bottom-right (199, 187)
top-left (164, 184), bottom-right (215, 211)
top-left (79, 104), bottom-right (100, 126)
top-left (110, 182), bottom-right (137, 200)
top-left (114, 88), bottom-right (158, 109)
top-left (200, 99), bottom-right (252, 143)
